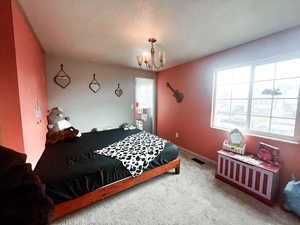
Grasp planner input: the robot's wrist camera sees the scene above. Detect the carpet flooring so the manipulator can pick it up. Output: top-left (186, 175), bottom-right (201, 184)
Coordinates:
top-left (54, 151), bottom-right (299, 225)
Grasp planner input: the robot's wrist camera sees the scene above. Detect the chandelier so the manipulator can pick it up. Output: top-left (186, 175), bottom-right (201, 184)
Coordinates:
top-left (137, 38), bottom-right (166, 71)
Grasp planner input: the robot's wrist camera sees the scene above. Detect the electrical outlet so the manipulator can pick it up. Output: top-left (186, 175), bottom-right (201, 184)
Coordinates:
top-left (175, 132), bottom-right (179, 138)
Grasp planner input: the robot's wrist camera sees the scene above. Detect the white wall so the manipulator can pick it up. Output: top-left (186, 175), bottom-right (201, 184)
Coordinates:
top-left (46, 55), bottom-right (155, 132)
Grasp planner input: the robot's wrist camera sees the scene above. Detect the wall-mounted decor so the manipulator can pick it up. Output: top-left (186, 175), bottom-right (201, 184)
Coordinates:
top-left (166, 82), bottom-right (184, 103)
top-left (54, 64), bottom-right (71, 89)
top-left (89, 74), bottom-right (101, 93)
top-left (115, 83), bottom-right (123, 97)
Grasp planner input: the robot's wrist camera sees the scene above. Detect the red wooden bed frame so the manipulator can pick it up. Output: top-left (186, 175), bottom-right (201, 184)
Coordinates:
top-left (52, 158), bottom-right (180, 221)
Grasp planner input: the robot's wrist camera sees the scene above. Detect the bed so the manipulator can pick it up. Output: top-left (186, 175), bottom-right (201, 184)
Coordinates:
top-left (34, 128), bottom-right (180, 220)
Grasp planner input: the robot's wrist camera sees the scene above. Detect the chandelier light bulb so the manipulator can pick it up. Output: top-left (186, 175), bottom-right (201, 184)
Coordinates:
top-left (159, 51), bottom-right (166, 64)
top-left (137, 55), bottom-right (143, 66)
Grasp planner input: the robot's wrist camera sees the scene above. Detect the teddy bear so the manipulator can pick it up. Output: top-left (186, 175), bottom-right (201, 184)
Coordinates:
top-left (46, 107), bottom-right (81, 144)
top-left (47, 107), bottom-right (70, 132)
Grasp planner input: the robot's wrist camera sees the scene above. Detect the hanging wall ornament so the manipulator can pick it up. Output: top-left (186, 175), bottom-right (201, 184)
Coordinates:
top-left (54, 64), bottom-right (71, 89)
top-left (115, 83), bottom-right (123, 97)
top-left (89, 73), bottom-right (101, 93)
top-left (166, 82), bottom-right (184, 103)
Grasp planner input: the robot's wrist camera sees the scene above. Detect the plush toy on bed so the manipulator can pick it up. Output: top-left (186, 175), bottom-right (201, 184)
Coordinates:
top-left (119, 123), bottom-right (136, 130)
top-left (46, 107), bottom-right (81, 144)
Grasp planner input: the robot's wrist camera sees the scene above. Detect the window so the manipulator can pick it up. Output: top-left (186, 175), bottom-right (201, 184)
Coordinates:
top-left (212, 57), bottom-right (300, 142)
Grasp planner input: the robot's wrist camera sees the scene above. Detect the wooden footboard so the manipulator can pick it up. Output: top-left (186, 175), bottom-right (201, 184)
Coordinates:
top-left (53, 158), bottom-right (180, 221)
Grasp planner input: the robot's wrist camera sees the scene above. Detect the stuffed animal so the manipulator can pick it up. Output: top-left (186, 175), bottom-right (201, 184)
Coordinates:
top-left (283, 176), bottom-right (300, 217)
top-left (46, 127), bottom-right (79, 145)
top-left (46, 107), bottom-right (81, 144)
top-left (91, 128), bottom-right (101, 132)
top-left (47, 107), bottom-right (71, 132)
top-left (119, 123), bottom-right (136, 130)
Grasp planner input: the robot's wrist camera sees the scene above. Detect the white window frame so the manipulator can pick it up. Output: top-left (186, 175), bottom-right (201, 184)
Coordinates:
top-left (211, 54), bottom-right (300, 143)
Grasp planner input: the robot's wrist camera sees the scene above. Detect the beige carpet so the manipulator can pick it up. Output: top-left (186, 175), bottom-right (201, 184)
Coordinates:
top-left (53, 151), bottom-right (299, 225)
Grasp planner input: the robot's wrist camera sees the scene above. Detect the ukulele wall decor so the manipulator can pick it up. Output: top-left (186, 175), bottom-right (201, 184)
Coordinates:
top-left (166, 82), bottom-right (184, 103)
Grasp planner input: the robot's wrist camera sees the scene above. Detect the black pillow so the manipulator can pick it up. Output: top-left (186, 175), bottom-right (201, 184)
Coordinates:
top-left (0, 145), bottom-right (27, 175)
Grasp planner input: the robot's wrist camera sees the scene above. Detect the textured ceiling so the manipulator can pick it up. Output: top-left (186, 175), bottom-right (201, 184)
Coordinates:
top-left (18, 0), bottom-right (300, 70)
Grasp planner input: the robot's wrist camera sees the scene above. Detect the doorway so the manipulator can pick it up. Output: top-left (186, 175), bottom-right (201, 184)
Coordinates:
top-left (135, 77), bottom-right (156, 134)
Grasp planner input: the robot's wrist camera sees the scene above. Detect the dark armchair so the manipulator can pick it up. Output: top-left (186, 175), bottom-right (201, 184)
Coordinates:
top-left (0, 146), bottom-right (54, 225)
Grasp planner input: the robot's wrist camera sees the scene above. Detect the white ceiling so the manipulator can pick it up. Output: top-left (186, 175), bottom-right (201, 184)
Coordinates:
top-left (18, 0), bottom-right (300, 70)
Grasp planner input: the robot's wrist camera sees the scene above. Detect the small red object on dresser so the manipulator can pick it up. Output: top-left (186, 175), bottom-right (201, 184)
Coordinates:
top-left (216, 150), bottom-right (280, 206)
top-left (257, 142), bottom-right (280, 166)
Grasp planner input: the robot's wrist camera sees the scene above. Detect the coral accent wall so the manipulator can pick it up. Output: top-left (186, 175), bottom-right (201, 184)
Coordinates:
top-left (12, 0), bottom-right (48, 167)
top-left (157, 26), bottom-right (300, 189)
top-left (0, 0), bottom-right (24, 153)
top-left (0, 0), bottom-right (48, 167)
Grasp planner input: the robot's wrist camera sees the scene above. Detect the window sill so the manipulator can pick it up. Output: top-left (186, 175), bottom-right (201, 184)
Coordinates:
top-left (211, 126), bottom-right (300, 145)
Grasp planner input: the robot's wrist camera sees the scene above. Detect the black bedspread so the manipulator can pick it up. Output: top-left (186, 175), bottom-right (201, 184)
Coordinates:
top-left (34, 129), bottom-right (179, 204)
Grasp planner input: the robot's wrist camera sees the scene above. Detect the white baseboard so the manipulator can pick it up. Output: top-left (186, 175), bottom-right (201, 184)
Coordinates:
top-left (179, 146), bottom-right (217, 165)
